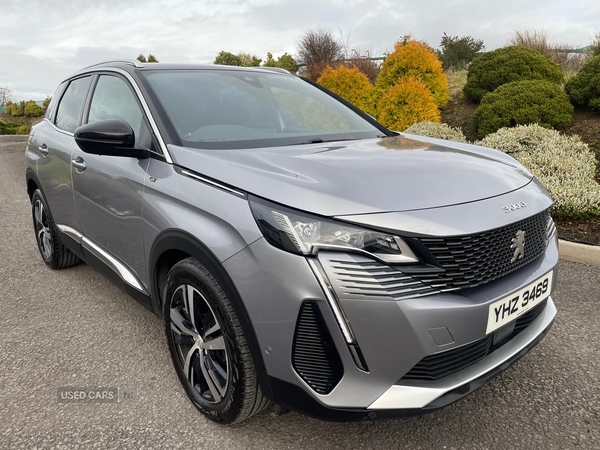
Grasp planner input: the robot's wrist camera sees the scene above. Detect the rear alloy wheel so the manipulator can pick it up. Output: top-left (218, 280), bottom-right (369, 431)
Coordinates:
top-left (164, 257), bottom-right (270, 423)
top-left (31, 189), bottom-right (80, 269)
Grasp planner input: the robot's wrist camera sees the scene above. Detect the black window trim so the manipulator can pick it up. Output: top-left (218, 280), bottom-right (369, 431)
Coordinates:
top-left (82, 71), bottom-right (165, 160)
top-left (53, 74), bottom-right (94, 135)
top-left (45, 82), bottom-right (68, 123)
top-left (50, 66), bottom-right (172, 163)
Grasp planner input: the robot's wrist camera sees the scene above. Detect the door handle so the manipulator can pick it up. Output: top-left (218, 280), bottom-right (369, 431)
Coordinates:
top-left (39, 144), bottom-right (48, 156)
top-left (72, 156), bottom-right (87, 172)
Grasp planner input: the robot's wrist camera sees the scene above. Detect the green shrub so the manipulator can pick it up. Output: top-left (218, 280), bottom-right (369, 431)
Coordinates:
top-left (377, 37), bottom-right (449, 108)
top-left (6, 102), bottom-right (23, 116)
top-left (4, 101), bottom-right (15, 115)
top-left (477, 125), bottom-right (600, 219)
top-left (404, 121), bottom-right (468, 142)
top-left (317, 65), bottom-right (374, 112)
top-left (0, 121), bottom-right (27, 135)
top-left (463, 46), bottom-right (564, 102)
top-left (471, 80), bottom-right (573, 137)
top-left (565, 55), bottom-right (600, 111)
top-left (16, 124), bottom-right (30, 134)
top-left (375, 77), bottom-right (440, 131)
top-left (23, 101), bottom-right (44, 117)
top-left (43, 96), bottom-right (52, 109)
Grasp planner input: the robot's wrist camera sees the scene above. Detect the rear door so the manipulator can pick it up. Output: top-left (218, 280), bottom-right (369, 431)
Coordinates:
top-left (34, 76), bottom-right (92, 230)
top-left (71, 73), bottom-right (156, 285)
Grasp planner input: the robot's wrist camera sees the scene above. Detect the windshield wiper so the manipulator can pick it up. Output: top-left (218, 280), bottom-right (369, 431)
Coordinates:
top-left (284, 138), bottom-right (359, 146)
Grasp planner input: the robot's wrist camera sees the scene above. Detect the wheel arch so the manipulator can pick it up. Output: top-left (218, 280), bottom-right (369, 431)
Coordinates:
top-left (26, 167), bottom-right (41, 202)
top-left (149, 229), bottom-right (273, 399)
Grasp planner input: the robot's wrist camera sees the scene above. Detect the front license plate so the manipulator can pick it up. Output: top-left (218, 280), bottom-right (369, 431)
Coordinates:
top-left (486, 271), bottom-right (554, 334)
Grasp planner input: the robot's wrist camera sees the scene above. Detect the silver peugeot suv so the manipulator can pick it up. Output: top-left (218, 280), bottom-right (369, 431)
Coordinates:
top-left (26, 60), bottom-right (557, 423)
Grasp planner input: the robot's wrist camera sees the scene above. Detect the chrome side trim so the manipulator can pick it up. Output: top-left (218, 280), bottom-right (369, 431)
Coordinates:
top-left (81, 237), bottom-right (146, 293)
top-left (106, 68), bottom-right (172, 163)
top-left (179, 168), bottom-right (246, 198)
top-left (307, 258), bottom-right (356, 344)
top-left (57, 223), bottom-right (146, 293)
top-left (56, 224), bottom-right (83, 244)
top-left (367, 298), bottom-right (557, 409)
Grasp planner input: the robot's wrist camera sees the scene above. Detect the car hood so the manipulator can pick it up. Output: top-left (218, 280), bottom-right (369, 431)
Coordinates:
top-left (167, 134), bottom-right (533, 216)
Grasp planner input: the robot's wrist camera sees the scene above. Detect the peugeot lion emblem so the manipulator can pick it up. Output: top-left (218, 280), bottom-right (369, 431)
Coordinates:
top-left (510, 230), bottom-right (526, 263)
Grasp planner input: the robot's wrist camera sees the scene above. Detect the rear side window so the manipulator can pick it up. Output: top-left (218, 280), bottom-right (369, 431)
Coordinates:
top-left (45, 82), bottom-right (67, 122)
top-left (55, 76), bottom-right (92, 133)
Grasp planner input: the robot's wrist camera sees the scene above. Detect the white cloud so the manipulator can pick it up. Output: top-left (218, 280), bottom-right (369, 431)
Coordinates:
top-left (0, 0), bottom-right (598, 100)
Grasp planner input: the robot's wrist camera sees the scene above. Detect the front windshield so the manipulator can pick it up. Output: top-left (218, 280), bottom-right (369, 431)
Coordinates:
top-left (142, 69), bottom-right (385, 149)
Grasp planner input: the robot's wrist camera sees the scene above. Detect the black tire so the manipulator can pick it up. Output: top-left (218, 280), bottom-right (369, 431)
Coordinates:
top-left (164, 257), bottom-right (270, 424)
top-left (31, 189), bottom-right (80, 270)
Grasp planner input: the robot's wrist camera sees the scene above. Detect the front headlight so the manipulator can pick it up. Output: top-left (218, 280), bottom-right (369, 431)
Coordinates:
top-left (249, 198), bottom-right (419, 264)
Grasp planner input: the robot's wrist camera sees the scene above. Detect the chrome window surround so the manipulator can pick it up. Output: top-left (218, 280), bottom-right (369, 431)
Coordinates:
top-left (67, 66), bottom-right (173, 164)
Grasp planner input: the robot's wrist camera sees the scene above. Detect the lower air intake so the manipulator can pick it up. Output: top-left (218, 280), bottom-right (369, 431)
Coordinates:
top-left (401, 300), bottom-right (548, 381)
top-left (292, 301), bottom-right (343, 395)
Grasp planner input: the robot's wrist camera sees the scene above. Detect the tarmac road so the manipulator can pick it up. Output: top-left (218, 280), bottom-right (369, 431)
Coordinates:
top-left (1, 136), bottom-right (599, 449)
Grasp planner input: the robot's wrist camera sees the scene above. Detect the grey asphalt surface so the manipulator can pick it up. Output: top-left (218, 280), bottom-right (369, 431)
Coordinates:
top-left (1, 135), bottom-right (599, 449)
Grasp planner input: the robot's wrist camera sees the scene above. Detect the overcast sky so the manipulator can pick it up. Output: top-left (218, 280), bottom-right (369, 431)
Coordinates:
top-left (1, 0), bottom-right (598, 101)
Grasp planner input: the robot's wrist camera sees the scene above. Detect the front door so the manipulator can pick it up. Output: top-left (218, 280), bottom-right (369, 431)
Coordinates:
top-left (71, 74), bottom-right (155, 286)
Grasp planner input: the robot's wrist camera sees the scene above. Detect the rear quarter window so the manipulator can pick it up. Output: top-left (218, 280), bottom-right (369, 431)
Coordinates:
top-left (55, 76), bottom-right (92, 133)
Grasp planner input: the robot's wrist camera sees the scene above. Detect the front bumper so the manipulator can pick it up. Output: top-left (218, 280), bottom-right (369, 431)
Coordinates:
top-left (223, 227), bottom-right (558, 421)
top-left (269, 302), bottom-right (554, 421)
top-left (367, 298), bottom-right (555, 410)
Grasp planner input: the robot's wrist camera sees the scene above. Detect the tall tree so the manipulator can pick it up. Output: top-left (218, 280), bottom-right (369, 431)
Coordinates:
top-left (263, 52), bottom-right (298, 73)
top-left (238, 52), bottom-right (262, 66)
top-left (296, 28), bottom-right (344, 80)
top-left (214, 51), bottom-right (243, 66)
top-left (0, 87), bottom-right (12, 107)
top-left (439, 33), bottom-right (485, 70)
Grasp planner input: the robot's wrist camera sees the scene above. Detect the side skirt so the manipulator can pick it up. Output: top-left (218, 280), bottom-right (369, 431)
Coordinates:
top-left (55, 224), bottom-right (153, 312)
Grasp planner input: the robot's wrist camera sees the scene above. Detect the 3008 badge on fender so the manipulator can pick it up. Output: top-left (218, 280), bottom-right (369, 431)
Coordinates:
top-left (486, 271), bottom-right (554, 334)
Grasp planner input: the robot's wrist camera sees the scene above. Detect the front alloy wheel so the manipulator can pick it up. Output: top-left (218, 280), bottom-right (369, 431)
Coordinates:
top-left (164, 257), bottom-right (270, 423)
top-left (170, 284), bottom-right (229, 404)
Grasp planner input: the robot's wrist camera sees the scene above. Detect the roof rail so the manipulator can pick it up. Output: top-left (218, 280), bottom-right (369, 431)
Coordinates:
top-left (259, 67), bottom-right (291, 75)
top-left (81, 59), bottom-right (145, 70)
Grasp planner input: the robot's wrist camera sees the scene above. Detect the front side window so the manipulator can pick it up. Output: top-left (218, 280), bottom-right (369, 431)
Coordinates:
top-left (143, 70), bottom-right (384, 149)
top-left (55, 76), bottom-right (92, 133)
top-left (88, 75), bottom-right (152, 149)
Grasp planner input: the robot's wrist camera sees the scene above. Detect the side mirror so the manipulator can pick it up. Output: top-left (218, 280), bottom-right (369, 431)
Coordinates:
top-left (74, 119), bottom-right (149, 158)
